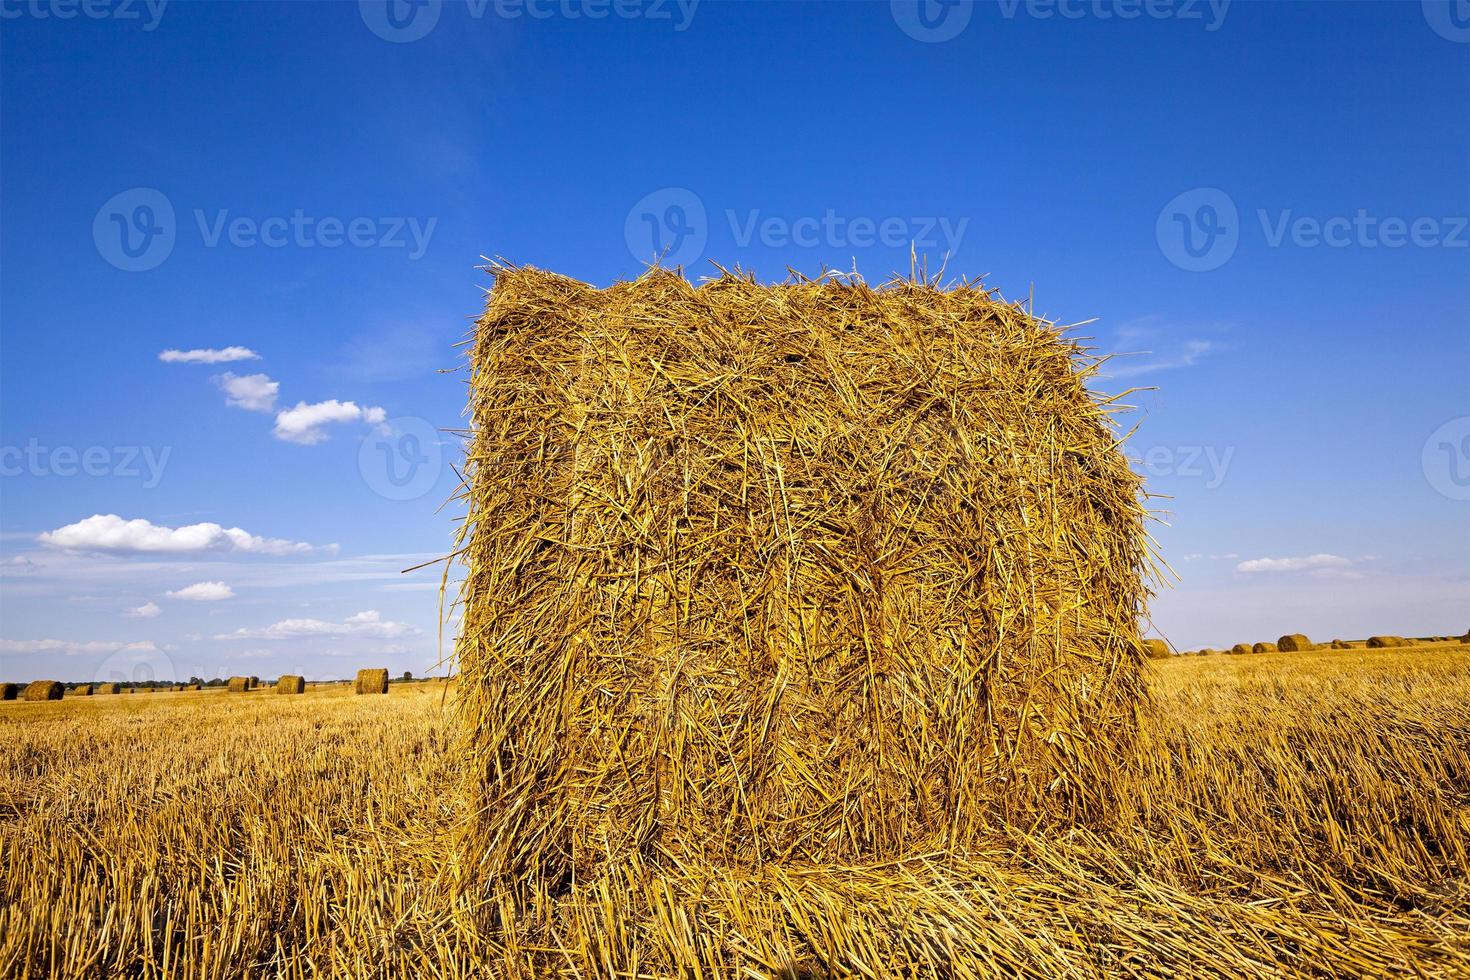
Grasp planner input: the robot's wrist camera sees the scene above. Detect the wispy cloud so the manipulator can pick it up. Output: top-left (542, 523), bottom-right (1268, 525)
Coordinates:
top-left (165, 581), bottom-right (235, 601)
top-left (212, 372), bottom-right (279, 412)
top-left (0, 638), bottom-right (157, 655)
top-left (273, 400), bottom-right (387, 445)
top-left (126, 601), bottom-right (162, 618)
top-left (39, 515), bottom-right (324, 556)
top-left (1108, 339), bottom-right (1214, 379)
top-left (1236, 553), bottom-right (1356, 577)
top-left (216, 609), bottom-right (416, 640)
top-left (159, 346), bottom-right (260, 364)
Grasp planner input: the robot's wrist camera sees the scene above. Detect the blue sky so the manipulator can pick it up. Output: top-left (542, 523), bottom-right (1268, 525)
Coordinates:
top-left (2, 0), bottom-right (1466, 683)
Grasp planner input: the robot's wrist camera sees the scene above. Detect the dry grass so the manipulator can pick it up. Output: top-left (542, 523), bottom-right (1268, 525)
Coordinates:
top-left (1, 651), bottom-right (1466, 976)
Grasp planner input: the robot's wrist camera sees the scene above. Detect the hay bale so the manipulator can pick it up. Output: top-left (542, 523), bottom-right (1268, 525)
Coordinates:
top-left (1, 683), bottom-right (18, 701)
top-left (456, 265), bottom-right (1154, 888)
top-left (355, 668), bottom-right (390, 694)
top-left (74, 684), bottom-right (94, 696)
top-left (1367, 635), bottom-right (1409, 648)
top-left (1142, 639), bottom-right (1171, 660)
top-left (1229, 643), bottom-right (1253, 656)
top-left (248, 675), bottom-right (260, 689)
top-left (1277, 633), bottom-right (1313, 652)
top-left (275, 675), bottom-right (305, 694)
top-left (97, 682), bottom-right (121, 694)
top-left (227, 676), bottom-right (249, 693)
top-left (23, 681), bottom-right (63, 701)
top-left (1331, 639), bottom-right (1350, 650)
top-left (1251, 642), bottom-right (1277, 654)
top-left (187, 682), bottom-right (202, 690)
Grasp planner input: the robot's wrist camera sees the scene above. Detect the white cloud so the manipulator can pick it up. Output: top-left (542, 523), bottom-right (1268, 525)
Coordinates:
top-left (1108, 339), bottom-right (1215, 379)
top-left (1236, 554), bottom-right (1352, 574)
top-left (165, 581), bottom-right (235, 601)
top-left (159, 346), bottom-right (260, 364)
top-left (38, 515), bottom-right (322, 556)
top-left (126, 601), bottom-right (162, 618)
top-left (217, 609), bottom-right (416, 640)
top-left (212, 372), bottom-right (279, 412)
top-left (273, 400), bottom-right (387, 445)
top-left (0, 638), bottom-right (157, 655)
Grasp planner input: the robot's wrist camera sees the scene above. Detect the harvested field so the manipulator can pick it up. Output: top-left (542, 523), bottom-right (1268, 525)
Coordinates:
top-left (1, 652), bottom-right (1466, 977)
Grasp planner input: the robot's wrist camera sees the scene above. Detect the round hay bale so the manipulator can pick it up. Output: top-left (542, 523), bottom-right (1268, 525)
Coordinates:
top-left (1229, 643), bottom-right (1253, 656)
top-left (1330, 639), bottom-right (1350, 650)
top-left (74, 684), bottom-right (94, 696)
top-left (1251, 642), bottom-right (1277, 654)
top-left (248, 675), bottom-right (260, 690)
top-left (275, 675), bottom-right (305, 695)
top-left (1277, 633), bottom-right (1313, 652)
top-left (457, 266), bottom-right (1155, 886)
top-left (1142, 639), bottom-right (1171, 660)
top-left (23, 680), bottom-right (63, 701)
top-left (97, 682), bottom-right (121, 694)
top-left (187, 682), bottom-right (202, 691)
top-left (227, 676), bottom-right (250, 693)
top-left (0, 683), bottom-right (18, 701)
top-left (355, 667), bottom-right (390, 694)
top-left (1367, 635), bottom-right (1409, 648)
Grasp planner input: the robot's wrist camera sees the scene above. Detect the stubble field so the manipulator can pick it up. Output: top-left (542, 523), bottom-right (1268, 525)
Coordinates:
top-left (2, 648), bottom-right (1467, 978)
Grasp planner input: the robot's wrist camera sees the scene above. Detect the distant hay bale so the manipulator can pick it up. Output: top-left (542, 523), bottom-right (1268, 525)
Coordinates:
top-left (97, 682), bottom-right (121, 694)
top-left (1331, 639), bottom-right (1350, 649)
top-left (276, 675), bottom-right (305, 694)
top-left (1277, 633), bottom-right (1314, 652)
top-left (1196, 647), bottom-right (1217, 656)
top-left (23, 681), bottom-right (63, 701)
top-left (75, 684), bottom-right (94, 696)
top-left (227, 676), bottom-right (250, 692)
top-left (187, 682), bottom-right (202, 690)
top-left (1, 683), bottom-right (18, 700)
top-left (1251, 642), bottom-right (1277, 654)
top-left (1142, 639), bottom-right (1171, 660)
top-left (1230, 643), bottom-right (1253, 656)
top-left (1367, 635), bottom-right (1410, 648)
top-left (355, 668), bottom-right (390, 694)
top-left (456, 263), bottom-right (1155, 907)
